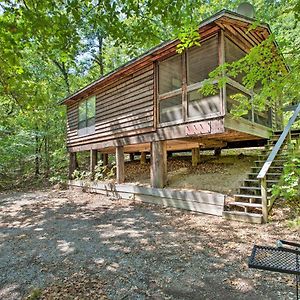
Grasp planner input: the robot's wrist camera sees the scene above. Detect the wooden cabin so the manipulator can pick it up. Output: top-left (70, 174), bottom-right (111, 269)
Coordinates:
top-left (61, 10), bottom-right (282, 188)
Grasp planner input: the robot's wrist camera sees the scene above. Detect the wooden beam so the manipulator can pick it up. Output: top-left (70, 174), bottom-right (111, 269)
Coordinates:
top-left (116, 146), bottom-right (125, 184)
top-left (140, 152), bottom-right (147, 165)
top-left (151, 141), bottom-right (167, 188)
top-left (192, 148), bottom-right (200, 166)
top-left (224, 115), bottom-right (271, 139)
top-left (69, 152), bottom-right (77, 179)
top-left (90, 150), bottom-right (98, 179)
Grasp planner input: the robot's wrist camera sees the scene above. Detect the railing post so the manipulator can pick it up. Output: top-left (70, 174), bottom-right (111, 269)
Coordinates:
top-left (261, 176), bottom-right (268, 223)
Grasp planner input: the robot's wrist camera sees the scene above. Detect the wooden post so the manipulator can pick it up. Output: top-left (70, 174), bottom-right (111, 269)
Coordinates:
top-left (98, 152), bottom-right (103, 163)
top-left (214, 148), bottom-right (222, 156)
top-left (116, 146), bottom-right (125, 184)
top-left (140, 152), bottom-right (147, 165)
top-left (261, 176), bottom-right (268, 223)
top-left (130, 153), bottom-right (135, 161)
top-left (103, 153), bottom-right (109, 166)
top-left (69, 152), bottom-right (77, 179)
top-left (192, 148), bottom-right (200, 167)
top-left (151, 141), bottom-right (167, 188)
top-left (90, 149), bottom-right (97, 180)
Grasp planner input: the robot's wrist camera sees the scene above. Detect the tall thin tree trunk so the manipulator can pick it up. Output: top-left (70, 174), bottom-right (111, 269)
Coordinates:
top-left (44, 136), bottom-right (50, 178)
top-left (35, 134), bottom-right (40, 177)
top-left (52, 60), bottom-right (71, 94)
top-left (97, 33), bottom-right (104, 76)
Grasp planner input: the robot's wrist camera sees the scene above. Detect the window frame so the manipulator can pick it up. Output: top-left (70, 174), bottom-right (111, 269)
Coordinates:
top-left (77, 96), bottom-right (96, 137)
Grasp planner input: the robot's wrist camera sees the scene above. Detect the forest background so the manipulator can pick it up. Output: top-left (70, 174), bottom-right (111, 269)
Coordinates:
top-left (0, 0), bottom-right (299, 190)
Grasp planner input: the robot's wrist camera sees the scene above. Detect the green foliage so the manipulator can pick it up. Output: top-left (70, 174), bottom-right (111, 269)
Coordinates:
top-left (72, 170), bottom-right (91, 181)
top-left (0, 0), bottom-right (300, 190)
top-left (26, 288), bottom-right (42, 300)
top-left (272, 149), bottom-right (300, 212)
top-left (94, 162), bottom-right (116, 181)
top-left (71, 162), bottom-right (116, 181)
top-left (177, 28), bottom-right (201, 54)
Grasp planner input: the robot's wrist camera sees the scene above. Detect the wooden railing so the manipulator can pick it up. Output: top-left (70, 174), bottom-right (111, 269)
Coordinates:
top-left (257, 103), bottom-right (300, 223)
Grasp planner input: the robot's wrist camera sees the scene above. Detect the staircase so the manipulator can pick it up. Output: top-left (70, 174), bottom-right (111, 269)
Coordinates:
top-left (223, 104), bottom-right (300, 224)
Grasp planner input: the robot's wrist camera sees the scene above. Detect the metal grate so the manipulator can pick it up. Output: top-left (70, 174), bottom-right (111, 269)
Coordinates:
top-left (249, 245), bottom-right (300, 276)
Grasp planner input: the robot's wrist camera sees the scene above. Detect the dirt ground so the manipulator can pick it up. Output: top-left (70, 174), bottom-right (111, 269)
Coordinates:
top-left (124, 152), bottom-right (257, 195)
top-left (0, 188), bottom-right (299, 300)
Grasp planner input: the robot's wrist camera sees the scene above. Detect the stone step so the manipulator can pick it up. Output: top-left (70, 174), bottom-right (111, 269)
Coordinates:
top-left (222, 211), bottom-right (263, 224)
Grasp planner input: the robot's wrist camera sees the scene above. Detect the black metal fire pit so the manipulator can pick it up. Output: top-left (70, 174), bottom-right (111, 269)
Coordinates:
top-left (248, 240), bottom-right (300, 299)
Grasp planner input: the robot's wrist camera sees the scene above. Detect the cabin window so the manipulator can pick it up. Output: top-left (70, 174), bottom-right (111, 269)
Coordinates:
top-left (78, 96), bottom-right (96, 136)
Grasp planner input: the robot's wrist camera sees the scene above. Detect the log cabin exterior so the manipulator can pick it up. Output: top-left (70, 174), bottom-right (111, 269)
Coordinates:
top-left (61, 10), bottom-right (284, 188)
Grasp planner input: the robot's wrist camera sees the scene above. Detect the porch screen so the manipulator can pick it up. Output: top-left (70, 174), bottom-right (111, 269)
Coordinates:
top-left (187, 35), bottom-right (220, 119)
top-left (225, 37), bottom-right (246, 84)
top-left (158, 54), bottom-right (183, 123)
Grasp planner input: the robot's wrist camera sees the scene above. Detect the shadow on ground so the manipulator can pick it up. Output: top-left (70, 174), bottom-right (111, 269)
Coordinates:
top-left (0, 189), bottom-right (298, 300)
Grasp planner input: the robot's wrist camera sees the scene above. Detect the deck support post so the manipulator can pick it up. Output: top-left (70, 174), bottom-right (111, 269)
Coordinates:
top-left (140, 152), bottom-right (146, 165)
top-left (90, 149), bottom-right (98, 180)
top-left (103, 153), bottom-right (109, 166)
top-left (151, 141), bottom-right (167, 188)
top-left (261, 176), bottom-right (268, 223)
top-left (130, 153), bottom-right (135, 161)
top-left (214, 148), bottom-right (222, 156)
top-left (192, 148), bottom-right (200, 167)
top-left (116, 146), bottom-right (125, 184)
top-left (69, 152), bottom-right (77, 179)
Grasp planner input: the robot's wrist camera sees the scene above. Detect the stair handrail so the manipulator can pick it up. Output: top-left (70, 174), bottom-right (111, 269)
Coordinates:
top-left (257, 102), bottom-right (300, 180)
top-left (257, 102), bottom-right (300, 223)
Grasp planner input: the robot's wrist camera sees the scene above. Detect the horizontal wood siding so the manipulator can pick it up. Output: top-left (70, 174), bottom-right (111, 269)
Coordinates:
top-left (66, 64), bottom-right (155, 146)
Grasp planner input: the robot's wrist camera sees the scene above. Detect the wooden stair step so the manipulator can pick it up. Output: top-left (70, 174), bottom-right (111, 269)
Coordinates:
top-left (274, 129), bottom-right (300, 135)
top-left (247, 172), bottom-right (282, 178)
top-left (244, 179), bottom-right (279, 183)
top-left (251, 166), bottom-right (283, 170)
top-left (239, 186), bottom-right (261, 191)
top-left (222, 211), bottom-right (263, 224)
top-left (228, 201), bottom-right (262, 208)
top-left (234, 194), bottom-right (262, 199)
top-left (255, 160), bottom-right (286, 164)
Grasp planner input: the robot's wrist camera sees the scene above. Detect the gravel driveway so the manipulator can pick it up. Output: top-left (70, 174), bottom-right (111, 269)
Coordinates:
top-left (0, 188), bottom-right (299, 299)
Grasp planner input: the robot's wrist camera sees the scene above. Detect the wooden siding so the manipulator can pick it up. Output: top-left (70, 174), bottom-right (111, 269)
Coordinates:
top-left (67, 64), bottom-right (155, 146)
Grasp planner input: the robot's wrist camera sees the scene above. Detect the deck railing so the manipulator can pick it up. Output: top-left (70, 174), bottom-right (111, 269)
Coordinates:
top-left (257, 103), bottom-right (300, 223)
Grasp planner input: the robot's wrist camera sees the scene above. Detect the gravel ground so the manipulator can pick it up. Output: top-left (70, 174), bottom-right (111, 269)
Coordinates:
top-left (0, 188), bottom-right (299, 300)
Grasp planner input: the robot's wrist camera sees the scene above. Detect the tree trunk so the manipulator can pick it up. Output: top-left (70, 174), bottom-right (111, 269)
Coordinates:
top-left (35, 134), bottom-right (40, 177)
